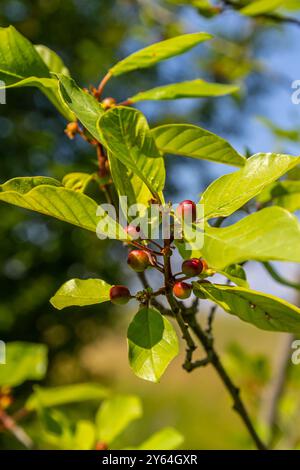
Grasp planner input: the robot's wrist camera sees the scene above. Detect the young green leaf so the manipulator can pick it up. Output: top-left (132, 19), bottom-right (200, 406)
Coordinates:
top-left (108, 152), bottom-right (155, 211)
top-left (193, 282), bottom-right (300, 334)
top-left (135, 427), bottom-right (184, 450)
top-left (0, 176), bottom-right (124, 238)
top-left (50, 278), bottom-right (111, 310)
top-left (129, 79), bottom-right (239, 102)
top-left (74, 421), bottom-right (96, 450)
top-left (127, 307), bottom-right (179, 383)
top-left (0, 342), bottom-right (48, 387)
top-left (99, 107), bottom-right (165, 199)
top-left (96, 395), bottom-right (142, 444)
top-left (240, 0), bottom-right (284, 16)
top-left (26, 383), bottom-right (110, 411)
top-left (0, 26), bottom-right (49, 82)
top-left (219, 264), bottom-right (249, 288)
top-left (58, 75), bottom-right (104, 140)
top-left (0, 26), bottom-right (74, 120)
top-left (38, 408), bottom-right (73, 449)
top-left (201, 153), bottom-right (300, 219)
top-left (152, 123), bottom-right (245, 167)
top-left (257, 180), bottom-right (300, 212)
top-left (62, 172), bottom-right (94, 193)
top-left (189, 207), bottom-right (300, 269)
top-left (35, 44), bottom-right (70, 75)
top-left (109, 32), bottom-right (213, 76)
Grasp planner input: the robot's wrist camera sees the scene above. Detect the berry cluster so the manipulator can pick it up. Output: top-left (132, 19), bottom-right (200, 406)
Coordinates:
top-left (109, 200), bottom-right (209, 305)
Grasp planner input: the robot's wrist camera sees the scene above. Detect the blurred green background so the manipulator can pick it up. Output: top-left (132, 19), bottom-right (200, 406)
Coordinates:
top-left (1, 0), bottom-right (300, 450)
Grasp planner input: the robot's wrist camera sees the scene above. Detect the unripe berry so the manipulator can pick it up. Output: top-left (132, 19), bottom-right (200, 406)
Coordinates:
top-left (173, 281), bottom-right (192, 300)
top-left (65, 122), bottom-right (78, 139)
top-left (109, 285), bottom-right (131, 305)
top-left (176, 200), bottom-right (197, 222)
top-left (201, 258), bottom-right (208, 271)
top-left (127, 249), bottom-right (151, 272)
top-left (125, 225), bottom-right (141, 240)
top-left (102, 97), bottom-right (116, 109)
top-left (182, 258), bottom-right (204, 277)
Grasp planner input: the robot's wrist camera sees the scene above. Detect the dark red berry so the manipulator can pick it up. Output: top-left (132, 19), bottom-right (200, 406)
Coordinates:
top-left (109, 285), bottom-right (131, 305)
top-left (127, 249), bottom-right (151, 272)
top-left (176, 200), bottom-right (197, 222)
top-left (173, 281), bottom-right (192, 300)
top-left (182, 258), bottom-right (204, 277)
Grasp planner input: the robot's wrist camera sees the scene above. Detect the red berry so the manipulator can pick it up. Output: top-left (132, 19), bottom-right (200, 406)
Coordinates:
top-left (127, 249), bottom-right (151, 272)
top-left (109, 285), bottom-right (131, 305)
top-left (173, 281), bottom-right (192, 300)
top-left (95, 441), bottom-right (109, 450)
top-left (176, 200), bottom-right (197, 222)
top-left (125, 225), bottom-right (141, 240)
top-left (182, 258), bottom-right (204, 277)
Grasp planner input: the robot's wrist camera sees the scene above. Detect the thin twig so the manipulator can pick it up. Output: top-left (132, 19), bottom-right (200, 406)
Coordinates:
top-left (97, 72), bottom-right (112, 98)
top-left (186, 357), bottom-right (211, 372)
top-left (0, 408), bottom-right (33, 449)
top-left (206, 304), bottom-right (218, 335)
top-left (162, 239), bottom-right (197, 370)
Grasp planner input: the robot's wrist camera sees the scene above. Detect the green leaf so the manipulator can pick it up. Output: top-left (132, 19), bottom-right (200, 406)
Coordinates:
top-left (219, 264), bottom-right (249, 288)
top-left (190, 207), bottom-right (300, 270)
top-left (99, 107), bottom-right (165, 199)
top-left (201, 153), bottom-right (300, 219)
top-left (74, 421), bottom-right (96, 450)
top-left (257, 180), bottom-right (300, 212)
top-left (96, 395), bottom-right (142, 444)
top-left (0, 26), bottom-right (73, 120)
top-left (152, 123), bottom-right (245, 167)
top-left (62, 172), bottom-right (94, 193)
top-left (240, 0), bottom-right (284, 15)
top-left (127, 307), bottom-right (179, 383)
top-left (0, 342), bottom-right (47, 387)
top-left (50, 278), bottom-right (111, 310)
top-left (193, 282), bottom-right (300, 334)
top-left (262, 261), bottom-right (300, 291)
top-left (35, 44), bottom-right (70, 75)
top-left (0, 176), bottom-right (123, 238)
top-left (135, 427), bottom-right (184, 450)
top-left (0, 26), bottom-right (49, 82)
top-left (108, 152), bottom-right (155, 210)
top-left (39, 408), bottom-right (73, 449)
top-left (129, 79), bottom-right (239, 102)
top-left (26, 383), bottom-right (110, 410)
top-left (170, 0), bottom-right (219, 17)
top-left (58, 75), bottom-right (104, 139)
top-left (257, 116), bottom-right (300, 142)
top-left (109, 32), bottom-right (212, 76)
